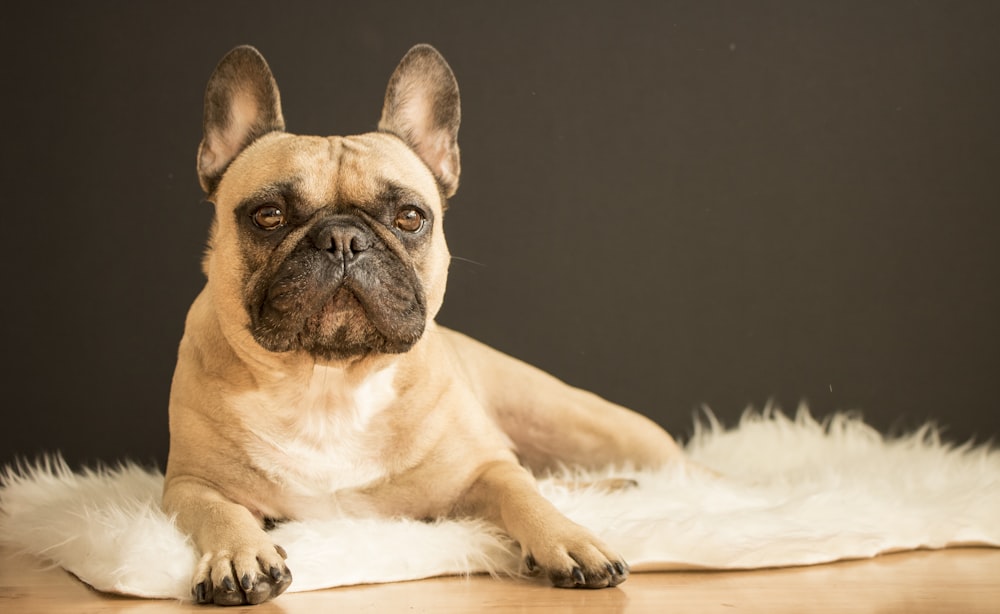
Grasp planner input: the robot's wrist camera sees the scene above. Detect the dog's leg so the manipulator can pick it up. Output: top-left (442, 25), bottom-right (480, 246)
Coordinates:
top-left (456, 460), bottom-right (629, 589)
top-left (442, 328), bottom-right (684, 473)
top-left (162, 479), bottom-right (291, 606)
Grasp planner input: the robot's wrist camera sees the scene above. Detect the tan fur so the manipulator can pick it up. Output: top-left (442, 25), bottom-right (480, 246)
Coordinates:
top-left (163, 44), bottom-right (683, 606)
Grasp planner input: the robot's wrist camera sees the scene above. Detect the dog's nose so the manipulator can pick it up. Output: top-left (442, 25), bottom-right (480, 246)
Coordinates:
top-left (311, 218), bottom-right (372, 261)
top-left (328, 225), bottom-right (371, 260)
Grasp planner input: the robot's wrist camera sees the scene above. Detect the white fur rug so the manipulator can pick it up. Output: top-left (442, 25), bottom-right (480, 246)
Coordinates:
top-left (1, 408), bottom-right (998, 600)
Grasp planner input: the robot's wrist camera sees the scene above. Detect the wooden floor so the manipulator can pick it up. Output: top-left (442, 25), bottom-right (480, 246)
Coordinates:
top-left (1, 546), bottom-right (997, 613)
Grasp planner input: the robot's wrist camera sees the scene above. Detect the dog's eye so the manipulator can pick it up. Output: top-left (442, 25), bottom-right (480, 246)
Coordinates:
top-left (252, 205), bottom-right (285, 230)
top-left (394, 207), bottom-right (425, 233)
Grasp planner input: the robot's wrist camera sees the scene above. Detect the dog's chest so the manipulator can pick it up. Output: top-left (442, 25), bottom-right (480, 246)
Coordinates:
top-left (242, 365), bottom-right (399, 517)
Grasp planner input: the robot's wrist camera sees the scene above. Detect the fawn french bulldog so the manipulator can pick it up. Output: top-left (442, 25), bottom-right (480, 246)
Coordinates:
top-left (163, 44), bottom-right (682, 605)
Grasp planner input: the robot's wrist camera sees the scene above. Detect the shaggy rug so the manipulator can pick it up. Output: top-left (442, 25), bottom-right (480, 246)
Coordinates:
top-left (1, 408), bottom-right (998, 600)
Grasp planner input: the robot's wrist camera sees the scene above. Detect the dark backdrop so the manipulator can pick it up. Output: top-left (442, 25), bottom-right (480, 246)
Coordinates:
top-left (2, 1), bottom-right (998, 470)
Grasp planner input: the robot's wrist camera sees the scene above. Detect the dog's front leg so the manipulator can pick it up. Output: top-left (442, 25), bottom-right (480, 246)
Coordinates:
top-left (457, 461), bottom-right (628, 589)
top-left (163, 478), bottom-right (291, 606)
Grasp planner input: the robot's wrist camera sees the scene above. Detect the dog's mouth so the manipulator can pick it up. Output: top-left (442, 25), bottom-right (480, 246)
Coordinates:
top-left (308, 285), bottom-right (371, 342)
top-left (246, 246), bottom-right (427, 360)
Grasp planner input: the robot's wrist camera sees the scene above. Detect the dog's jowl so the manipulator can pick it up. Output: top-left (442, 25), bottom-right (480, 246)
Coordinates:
top-left (163, 44), bottom-right (683, 606)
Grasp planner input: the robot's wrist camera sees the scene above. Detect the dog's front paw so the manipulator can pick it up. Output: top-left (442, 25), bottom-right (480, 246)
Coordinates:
top-left (522, 527), bottom-right (629, 589)
top-left (191, 542), bottom-right (292, 606)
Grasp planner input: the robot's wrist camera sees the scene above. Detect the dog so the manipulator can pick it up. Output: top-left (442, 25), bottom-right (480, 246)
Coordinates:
top-left (162, 43), bottom-right (684, 606)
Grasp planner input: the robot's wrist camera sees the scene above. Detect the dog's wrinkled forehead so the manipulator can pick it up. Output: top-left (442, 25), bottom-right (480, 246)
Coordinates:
top-left (215, 131), bottom-right (442, 216)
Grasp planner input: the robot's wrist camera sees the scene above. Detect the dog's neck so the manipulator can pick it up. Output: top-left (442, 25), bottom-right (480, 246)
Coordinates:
top-left (246, 360), bottom-right (400, 432)
top-left (246, 346), bottom-right (407, 398)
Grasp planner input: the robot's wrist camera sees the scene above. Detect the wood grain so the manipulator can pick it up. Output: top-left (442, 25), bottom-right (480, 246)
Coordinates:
top-left (1, 547), bottom-right (998, 613)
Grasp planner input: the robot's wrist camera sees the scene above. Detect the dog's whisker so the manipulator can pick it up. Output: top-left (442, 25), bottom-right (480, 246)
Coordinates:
top-left (450, 255), bottom-right (486, 267)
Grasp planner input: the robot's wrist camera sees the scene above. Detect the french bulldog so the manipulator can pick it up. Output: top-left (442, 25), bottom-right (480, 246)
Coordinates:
top-left (163, 43), bottom-right (683, 606)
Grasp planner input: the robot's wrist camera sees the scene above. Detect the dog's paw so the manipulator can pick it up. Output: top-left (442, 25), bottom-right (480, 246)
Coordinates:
top-left (191, 542), bottom-right (292, 606)
top-left (522, 528), bottom-right (629, 589)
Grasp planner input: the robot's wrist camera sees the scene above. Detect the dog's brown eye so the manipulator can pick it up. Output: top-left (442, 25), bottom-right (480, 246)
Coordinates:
top-left (394, 207), bottom-right (425, 233)
top-left (252, 205), bottom-right (285, 230)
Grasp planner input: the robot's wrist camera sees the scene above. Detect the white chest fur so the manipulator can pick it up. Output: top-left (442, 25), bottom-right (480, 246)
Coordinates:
top-left (240, 364), bottom-right (399, 518)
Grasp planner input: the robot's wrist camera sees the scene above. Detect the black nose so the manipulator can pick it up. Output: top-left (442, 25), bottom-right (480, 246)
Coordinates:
top-left (329, 225), bottom-right (370, 259)
top-left (311, 217), bottom-right (372, 261)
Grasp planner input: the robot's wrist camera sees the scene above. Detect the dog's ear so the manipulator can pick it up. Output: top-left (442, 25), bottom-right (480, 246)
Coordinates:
top-left (378, 44), bottom-right (461, 198)
top-left (197, 46), bottom-right (285, 194)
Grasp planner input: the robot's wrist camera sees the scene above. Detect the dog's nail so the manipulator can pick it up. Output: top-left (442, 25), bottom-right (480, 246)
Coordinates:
top-left (524, 554), bottom-right (537, 572)
top-left (614, 562), bottom-right (626, 576)
top-left (572, 567), bottom-right (586, 585)
top-left (241, 573), bottom-right (253, 591)
top-left (194, 582), bottom-right (207, 603)
top-left (275, 545), bottom-right (288, 559)
top-left (269, 565), bottom-right (284, 581)
top-left (222, 576), bottom-right (235, 592)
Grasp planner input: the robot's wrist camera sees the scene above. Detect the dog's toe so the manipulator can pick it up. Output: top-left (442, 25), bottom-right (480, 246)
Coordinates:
top-left (242, 562), bottom-right (292, 605)
top-left (232, 546), bottom-right (291, 605)
top-left (192, 578), bottom-right (211, 605)
top-left (212, 574), bottom-right (244, 606)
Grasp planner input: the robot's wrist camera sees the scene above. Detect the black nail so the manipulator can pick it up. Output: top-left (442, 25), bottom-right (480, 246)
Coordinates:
top-left (222, 576), bottom-right (235, 592)
top-left (614, 562), bottom-right (626, 575)
top-left (525, 555), bottom-right (537, 572)
top-left (572, 567), bottom-right (586, 585)
top-left (241, 573), bottom-right (253, 591)
top-left (194, 582), bottom-right (207, 603)
top-left (270, 565), bottom-right (283, 581)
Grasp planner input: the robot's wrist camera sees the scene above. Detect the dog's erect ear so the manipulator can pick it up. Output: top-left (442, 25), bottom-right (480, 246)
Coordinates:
top-left (197, 46), bottom-right (285, 194)
top-left (378, 45), bottom-right (461, 198)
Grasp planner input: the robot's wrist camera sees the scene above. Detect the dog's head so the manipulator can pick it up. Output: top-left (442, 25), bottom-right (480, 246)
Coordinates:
top-left (196, 45), bottom-right (460, 361)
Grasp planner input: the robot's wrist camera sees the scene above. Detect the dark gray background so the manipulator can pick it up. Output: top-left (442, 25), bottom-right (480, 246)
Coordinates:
top-left (2, 1), bottom-right (997, 470)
